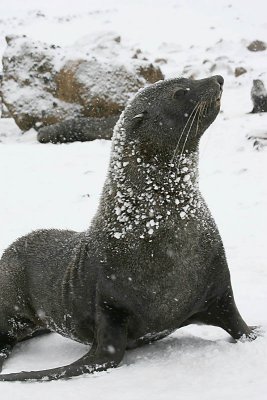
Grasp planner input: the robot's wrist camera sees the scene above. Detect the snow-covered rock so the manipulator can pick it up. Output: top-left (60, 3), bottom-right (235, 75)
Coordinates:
top-left (1, 33), bottom-right (163, 131)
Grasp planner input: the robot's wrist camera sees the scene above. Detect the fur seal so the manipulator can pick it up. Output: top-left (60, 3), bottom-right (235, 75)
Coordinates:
top-left (37, 115), bottom-right (118, 144)
top-left (251, 79), bottom-right (267, 113)
top-left (0, 75), bottom-right (257, 382)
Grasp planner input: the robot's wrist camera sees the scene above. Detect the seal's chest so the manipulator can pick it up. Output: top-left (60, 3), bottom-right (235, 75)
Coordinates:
top-left (112, 237), bottom-right (210, 305)
top-left (125, 268), bottom-right (205, 336)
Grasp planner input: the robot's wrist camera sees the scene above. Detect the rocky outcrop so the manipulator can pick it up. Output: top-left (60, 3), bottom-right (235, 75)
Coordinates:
top-left (1, 33), bottom-right (164, 132)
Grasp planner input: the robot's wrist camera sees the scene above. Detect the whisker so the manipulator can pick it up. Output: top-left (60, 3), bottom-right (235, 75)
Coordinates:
top-left (209, 97), bottom-right (212, 109)
top-left (170, 101), bottom-right (201, 166)
top-left (177, 102), bottom-right (202, 169)
top-left (195, 101), bottom-right (205, 136)
top-left (203, 101), bottom-right (209, 117)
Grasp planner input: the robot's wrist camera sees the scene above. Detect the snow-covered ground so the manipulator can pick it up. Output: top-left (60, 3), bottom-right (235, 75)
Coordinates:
top-left (0, 1), bottom-right (267, 399)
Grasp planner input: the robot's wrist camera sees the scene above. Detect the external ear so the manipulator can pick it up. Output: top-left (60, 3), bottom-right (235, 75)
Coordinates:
top-left (172, 87), bottom-right (189, 99)
top-left (132, 112), bottom-right (146, 121)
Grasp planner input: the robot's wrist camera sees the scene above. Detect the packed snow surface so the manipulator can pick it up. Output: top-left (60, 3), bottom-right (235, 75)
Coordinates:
top-left (0, 0), bottom-right (267, 399)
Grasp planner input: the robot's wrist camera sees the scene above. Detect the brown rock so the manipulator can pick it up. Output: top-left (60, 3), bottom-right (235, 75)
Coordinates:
top-left (235, 67), bottom-right (247, 77)
top-left (247, 40), bottom-right (266, 52)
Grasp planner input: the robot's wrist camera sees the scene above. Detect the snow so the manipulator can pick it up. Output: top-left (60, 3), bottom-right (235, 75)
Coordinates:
top-left (0, 0), bottom-right (267, 399)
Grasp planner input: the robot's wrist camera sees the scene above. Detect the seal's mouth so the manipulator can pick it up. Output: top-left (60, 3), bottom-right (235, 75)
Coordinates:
top-left (216, 90), bottom-right (223, 103)
top-left (216, 77), bottom-right (224, 103)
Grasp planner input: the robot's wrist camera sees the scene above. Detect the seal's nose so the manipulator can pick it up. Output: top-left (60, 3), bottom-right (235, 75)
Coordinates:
top-left (215, 75), bottom-right (224, 90)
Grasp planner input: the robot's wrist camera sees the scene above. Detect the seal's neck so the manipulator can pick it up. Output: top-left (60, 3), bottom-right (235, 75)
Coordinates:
top-left (99, 118), bottom-right (201, 240)
top-left (109, 116), bottom-right (199, 191)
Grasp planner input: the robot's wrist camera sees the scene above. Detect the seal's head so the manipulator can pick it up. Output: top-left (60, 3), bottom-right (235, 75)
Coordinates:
top-left (251, 79), bottom-right (266, 98)
top-left (120, 75), bottom-right (223, 156)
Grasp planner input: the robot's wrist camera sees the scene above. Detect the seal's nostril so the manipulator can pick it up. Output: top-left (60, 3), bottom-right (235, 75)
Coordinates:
top-left (216, 75), bottom-right (224, 90)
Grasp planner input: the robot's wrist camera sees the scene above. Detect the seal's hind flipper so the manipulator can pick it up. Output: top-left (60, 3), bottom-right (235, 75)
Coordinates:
top-left (0, 307), bottom-right (128, 381)
top-left (0, 363), bottom-right (107, 382)
top-left (0, 343), bottom-right (14, 373)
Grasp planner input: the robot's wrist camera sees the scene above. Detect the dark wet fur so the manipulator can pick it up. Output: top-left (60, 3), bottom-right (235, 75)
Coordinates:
top-left (0, 75), bottom-right (257, 381)
top-left (251, 79), bottom-right (267, 113)
top-left (37, 115), bottom-right (118, 143)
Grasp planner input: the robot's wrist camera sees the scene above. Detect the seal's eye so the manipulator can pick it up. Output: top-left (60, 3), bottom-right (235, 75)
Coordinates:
top-left (173, 88), bottom-right (189, 99)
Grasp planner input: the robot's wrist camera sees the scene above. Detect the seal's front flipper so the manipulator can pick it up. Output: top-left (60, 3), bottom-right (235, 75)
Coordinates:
top-left (200, 288), bottom-right (257, 341)
top-left (0, 308), bottom-right (128, 381)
